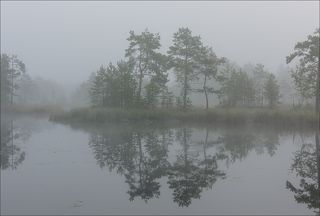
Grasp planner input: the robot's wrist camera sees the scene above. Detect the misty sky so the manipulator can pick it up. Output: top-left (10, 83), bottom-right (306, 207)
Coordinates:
top-left (1, 1), bottom-right (319, 86)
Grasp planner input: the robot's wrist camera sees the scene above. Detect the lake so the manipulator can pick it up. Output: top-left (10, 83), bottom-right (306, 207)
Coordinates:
top-left (1, 115), bottom-right (319, 215)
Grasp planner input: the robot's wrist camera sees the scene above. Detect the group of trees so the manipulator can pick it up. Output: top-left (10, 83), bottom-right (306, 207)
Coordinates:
top-left (89, 28), bottom-right (282, 110)
top-left (1, 28), bottom-right (317, 112)
top-left (89, 30), bottom-right (170, 109)
top-left (87, 27), bottom-right (319, 111)
top-left (216, 63), bottom-right (281, 108)
top-left (15, 74), bottom-right (67, 107)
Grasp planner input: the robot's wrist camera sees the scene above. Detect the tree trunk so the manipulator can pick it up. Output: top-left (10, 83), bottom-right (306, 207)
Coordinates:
top-left (183, 73), bottom-right (187, 110)
top-left (137, 49), bottom-right (144, 106)
top-left (316, 66), bottom-right (320, 114)
top-left (136, 70), bottom-right (143, 105)
top-left (11, 60), bottom-right (14, 106)
top-left (204, 75), bottom-right (209, 110)
top-left (183, 46), bottom-right (189, 111)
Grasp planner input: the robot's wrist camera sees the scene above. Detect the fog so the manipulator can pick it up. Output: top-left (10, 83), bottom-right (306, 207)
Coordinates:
top-left (1, 1), bottom-right (318, 86)
top-left (1, 2), bottom-right (320, 215)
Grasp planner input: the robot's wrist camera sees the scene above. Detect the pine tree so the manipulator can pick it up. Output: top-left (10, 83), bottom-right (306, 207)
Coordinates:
top-left (197, 46), bottom-right (225, 110)
top-left (286, 29), bottom-right (319, 112)
top-left (125, 29), bottom-right (168, 106)
top-left (168, 27), bottom-right (203, 110)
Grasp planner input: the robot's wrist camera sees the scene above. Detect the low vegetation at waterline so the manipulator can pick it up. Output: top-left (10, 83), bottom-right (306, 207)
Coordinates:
top-left (50, 107), bottom-right (318, 127)
top-left (10, 104), bottom-right (64, 115)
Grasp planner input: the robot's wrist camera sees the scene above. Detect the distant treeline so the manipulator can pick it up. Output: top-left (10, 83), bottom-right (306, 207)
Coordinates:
top-left (0, 54), bottom-right (68, 112)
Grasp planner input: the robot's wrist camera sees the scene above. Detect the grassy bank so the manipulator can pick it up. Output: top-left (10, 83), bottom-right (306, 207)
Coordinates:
top-left (50, 107), bottom-right (318, 128)
top-left (10, 104), bottom-right (65, 115)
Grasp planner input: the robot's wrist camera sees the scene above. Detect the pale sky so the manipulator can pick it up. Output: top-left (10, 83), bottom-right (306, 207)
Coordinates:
top-left (1, 1), bottom-right (319, 86)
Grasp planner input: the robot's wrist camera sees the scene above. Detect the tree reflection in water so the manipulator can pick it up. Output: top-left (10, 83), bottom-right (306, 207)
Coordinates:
top-left (0, 116), bottom-right (45, 170)
top-left (286, 131), bottom-right (320, 214)
top-left (0, 118), bottom-right (27, 170)
top-left (167, 127), bottom-right (226, 207)
top-left (87, 124), bottom-right (283, 207)
top-left (125, 131), bottom-right (171, 201)
top-left (89, 126), bottom-right (172, 202)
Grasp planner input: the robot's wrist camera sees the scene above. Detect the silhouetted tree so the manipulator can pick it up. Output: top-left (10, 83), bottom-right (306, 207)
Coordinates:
top-left (168, 27), bottom-right (203, 110)
top-left (196, 46), bottom-right (225, 109)
top-left (125, 29), bottom-right (168, 106)
top-left (286, 29), bottom-right (319, 112)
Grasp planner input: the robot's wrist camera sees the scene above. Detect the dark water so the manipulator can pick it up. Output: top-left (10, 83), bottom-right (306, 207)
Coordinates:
top-left (1, 116), bottom-right (319, 215)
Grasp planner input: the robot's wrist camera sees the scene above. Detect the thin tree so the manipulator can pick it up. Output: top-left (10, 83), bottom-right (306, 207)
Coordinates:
top-left (90, 66), bottom-right (106, 107)
top-left (168, 27), bottom-right (203, 110)
top-left (197, 46), bottom-right (225, 110)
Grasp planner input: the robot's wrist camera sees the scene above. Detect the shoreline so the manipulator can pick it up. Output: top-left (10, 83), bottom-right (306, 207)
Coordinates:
top-left (49, 107), bottom-right (318, 129)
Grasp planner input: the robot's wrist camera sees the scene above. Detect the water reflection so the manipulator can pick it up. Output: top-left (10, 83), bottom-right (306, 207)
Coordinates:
top-left (89, 127), bottom-right (172, 202)
top-left (0, 118), bottom-right (27, 170)
top-left (168, 128), bottom-right (225, 207)
top-left (0, 116), bottom-right (49, 170)
top-left (286, 131), bottom-right (320, 214)
top-left (209, 128), bottom-right (280, 168)
top-left (88, 124), bottom-right (282, 207)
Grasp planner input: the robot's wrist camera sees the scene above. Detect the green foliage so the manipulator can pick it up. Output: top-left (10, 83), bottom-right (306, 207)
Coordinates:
top-left (89, 29), bottom-right (168, 110)
top-left (252, 64), bottom-right (270, 107)
top-left (168, 27), bottom-right (203, 110)
top-left (286, 29), bottom-right (319, 110)
top-left (125, 29), bottom-right (168, 105)
top-left (196, 46), bottom-right (225, 109)
top-left (89, 61), bottom-right (137, 109)
top-left (145, 80), bottom-right (161, 108)
top-left (219, 69), bottom-right (255, 107)
top-left (90, 66), bottom-right (106, 106)
top-left (263, 74), bottom-right (280, 108)
top-left (117, 60), bottom-right (137, 108)
top-left (85, 27), bottom-right (292, 112)
top-left (160, 90), bottom-right (174, 109)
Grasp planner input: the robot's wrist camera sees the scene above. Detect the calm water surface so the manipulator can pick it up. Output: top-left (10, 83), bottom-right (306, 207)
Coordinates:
top-left (1, 116), bottom-right (319, 215)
